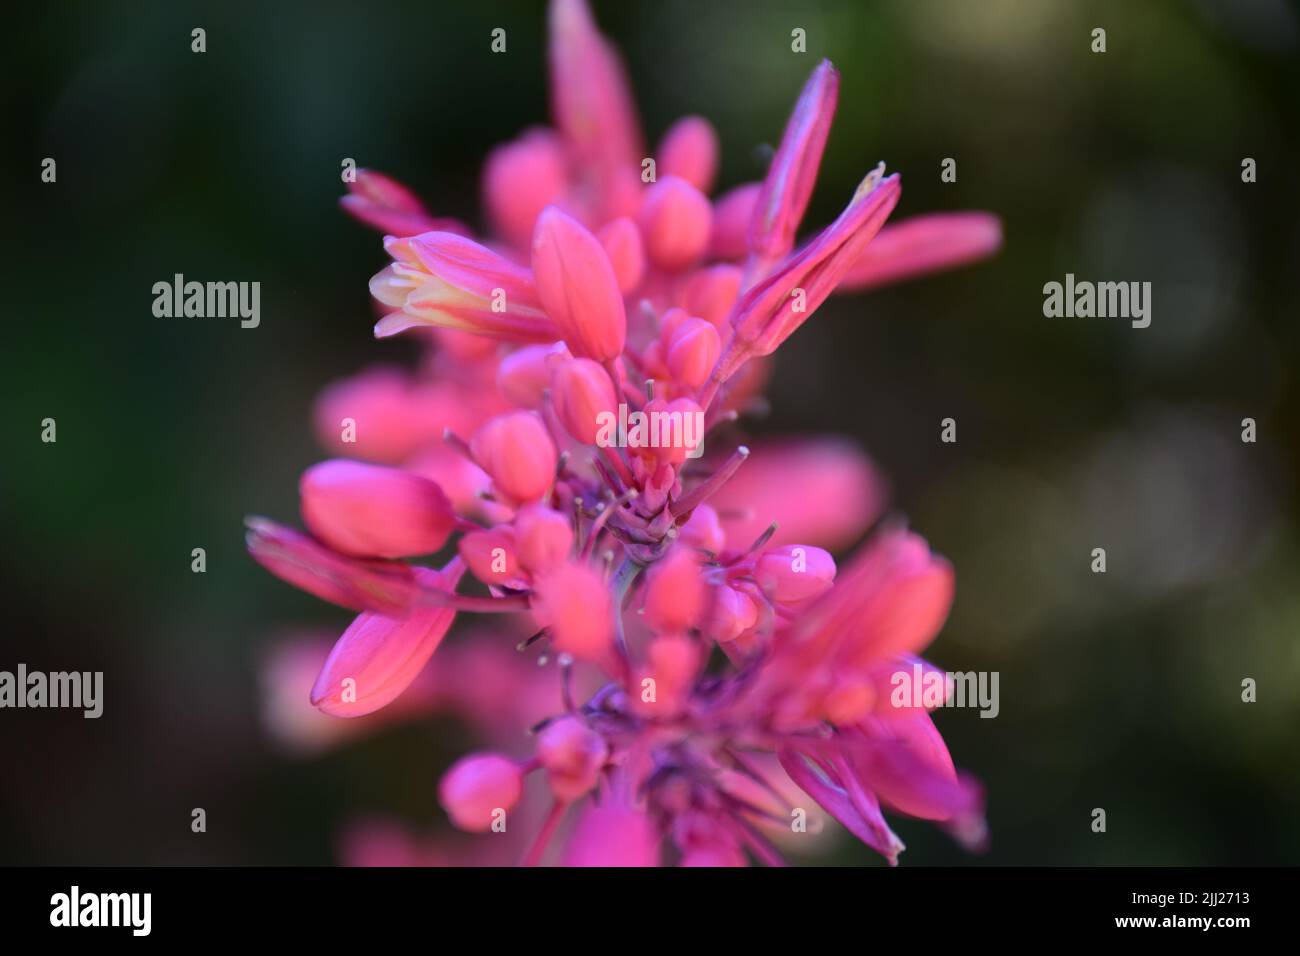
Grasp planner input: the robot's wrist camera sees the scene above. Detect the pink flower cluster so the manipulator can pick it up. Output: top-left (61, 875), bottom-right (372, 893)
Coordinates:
top-left (248, 0), bottom-right (1000, 865)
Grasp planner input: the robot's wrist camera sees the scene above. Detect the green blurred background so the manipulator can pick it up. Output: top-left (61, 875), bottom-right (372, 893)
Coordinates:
top-left (3, 0), bottom-right (1298, 864)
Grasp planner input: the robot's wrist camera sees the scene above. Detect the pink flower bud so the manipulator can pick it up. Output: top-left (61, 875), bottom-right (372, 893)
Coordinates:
top-left (710, 182), bottom-right (761, 259)
top-left (483, 128), bottom-right (569, 249)
top-left (642, 547), bottom-right (706, 633)
top-left (632, 634), bottom-right (701, 716)
top-left (666, 317), bottom-right (721, 389)
top-left (300, 459), bottom-right (453, 559)
top-left (657, 306), bottom-right (690, 345)
top-left (749, 60), bottom-right (839, 263)
top-left (537, 716), bottom-right (608, 802)
top-left (514, 504), bottom-right (574, 573)
top-left (310, 565), bottom-right (462, 717)
top-left (755, 544), bottom-right (836, 603)
top-left (705, 584), bottom-right (759, 643)
top-left (531, 206), bottom-right (628, 360)
top-left (470, 411), bottom-right (558, 503)
top-left (531, 561), bottom-right (613, 663)
top-left (679, 504), bottom-right (725, 555)
top-left (637, 175), bottom-right (712, 272)
top-left (438, 753), bottom-right (524, 832)
top-left (597, 216), bottom-right (646, 294)
top-left (497, 342), bottom-right (570, 408)
top-left (551, 357), bottom-right (617, 445)
top-left (458, 527), bottom-right (527, 590)
top-left (682, 264), bottom-right (743, 331)
top-left (657, 115), bottom-right (720, 193)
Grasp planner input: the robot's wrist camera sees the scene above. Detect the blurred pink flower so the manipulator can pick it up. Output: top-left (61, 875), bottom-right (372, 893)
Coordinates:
top-left (249, 0), bottom-right (1001, 867)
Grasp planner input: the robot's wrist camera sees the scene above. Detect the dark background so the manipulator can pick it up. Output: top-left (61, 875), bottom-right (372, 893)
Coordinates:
top-left (2, 0), bottom-right (1298, 864)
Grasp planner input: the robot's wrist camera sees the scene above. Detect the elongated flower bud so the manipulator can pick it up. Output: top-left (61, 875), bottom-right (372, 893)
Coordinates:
top-left (373, 232), bottom-right (555, 342)
top-left (310, 565), bottom-right (463, 716)
top-left (749, 59), bottom-right (839, 263)
top-left (719, 168), bottom-right (901, 382)
top-left (439, 753), bottom-right (524, 832)
top-left (300, 459), bottom-right (453, 558)
top-left (638, 176), bottom-right (712, 272)
top-left (245, 517), bottom-right (418, 616)
top-left (531, 207), bottom-right (628, 360)
top-left (657, 115), bottom-right (719, 193)
top-left (551, 357), bottom-right (617, 444)
top-left (470, 411), bottom-right (558, 503)
top-left (549, 0), bottom-right (643, 214)
top-left (483, 128), bottom-right (569, 249)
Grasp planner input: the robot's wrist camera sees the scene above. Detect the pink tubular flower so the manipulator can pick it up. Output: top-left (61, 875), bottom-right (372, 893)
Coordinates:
top-left (372, 233), bottom-right (555, 342)
top-left (250, 0), bottom-right (1001, 868)
top-left (711, 167), bottom-right (902, 391)
top-left (837, 211), bottom-right (1004, 293)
